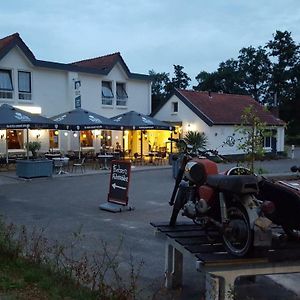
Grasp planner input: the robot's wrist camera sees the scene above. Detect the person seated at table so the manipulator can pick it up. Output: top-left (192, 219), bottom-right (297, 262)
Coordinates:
top-left (115, 141), bottom-right (122, 152)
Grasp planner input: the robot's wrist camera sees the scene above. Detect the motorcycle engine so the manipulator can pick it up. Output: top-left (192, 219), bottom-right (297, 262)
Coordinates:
top-left (183, 199), bottom-right (209, 219)
top-left (183, 200), bottom-right (197, 218)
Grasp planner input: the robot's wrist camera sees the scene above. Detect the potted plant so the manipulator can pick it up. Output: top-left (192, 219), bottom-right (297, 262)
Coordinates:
top-left (26, 141), bottom-right (41, 159)
top-left (172, 131), bottom-right (208, 178)
top-left (17, 141), bottom-right (53, 178)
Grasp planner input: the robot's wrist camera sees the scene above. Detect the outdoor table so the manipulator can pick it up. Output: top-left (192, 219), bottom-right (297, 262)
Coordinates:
top-left (52, 157), bottom-right (69, 174)
top-left (148, 151), bottom-right (158, 164)
top-left (97, 154), bottom-right (113, 170)
top-left (45, 153), bottom-right (61, 159)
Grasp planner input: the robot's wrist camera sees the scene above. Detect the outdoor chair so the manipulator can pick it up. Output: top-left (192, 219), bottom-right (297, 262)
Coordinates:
top-left (71, 157), bottom-right (86, 173)
top-left (53, 159), bottom-right (64, 174)
top-left (133, 153), bottom-right (145, 166)
top-left (154, 151), bottom-right (167, 165)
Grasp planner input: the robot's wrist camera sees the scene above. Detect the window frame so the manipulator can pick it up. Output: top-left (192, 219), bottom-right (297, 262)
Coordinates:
top-left (172, 102), bottom-right (178, 113)
top-left (18, 70), bottom-right (32, 101)
top-left (0, 69), bottom-right (13, 91)
top-left (18, 71), bottom-right (31, 93)
top-left (101, 81), bottom-right (114, 106)
top-left (116, 82), bottom-right (128, 106)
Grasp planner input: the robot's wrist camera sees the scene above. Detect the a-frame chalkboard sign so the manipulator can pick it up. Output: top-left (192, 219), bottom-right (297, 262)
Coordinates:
top-left (99, 160), bottom-right (134, 212)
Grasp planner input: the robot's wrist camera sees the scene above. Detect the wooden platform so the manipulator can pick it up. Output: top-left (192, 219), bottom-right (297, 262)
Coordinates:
top-left (151, 221), bottom-right (300, 300)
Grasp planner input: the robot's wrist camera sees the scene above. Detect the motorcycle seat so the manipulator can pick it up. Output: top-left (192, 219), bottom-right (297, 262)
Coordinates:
top-left (206, 174), bottom-right (258, 194)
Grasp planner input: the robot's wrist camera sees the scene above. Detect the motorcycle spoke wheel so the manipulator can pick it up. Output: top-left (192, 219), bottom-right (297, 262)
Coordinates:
top-left (223, 205), bottom-right (253, 257)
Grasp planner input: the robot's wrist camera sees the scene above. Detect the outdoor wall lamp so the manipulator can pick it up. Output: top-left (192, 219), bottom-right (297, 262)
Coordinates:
top-left (0, 134), bottom-right (4, 139)
top-left (64, 132), bottom-right (68, 137)
top-left (36, 134), bottom-right (40, 139)
top-left (73, 132), bottom-right (78, 138)
top-left (54, 130), bottom-right (59, 136)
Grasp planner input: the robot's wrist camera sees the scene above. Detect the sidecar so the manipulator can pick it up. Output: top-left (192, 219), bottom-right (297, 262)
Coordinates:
top-left (258, 179), bottom-right (300, 232)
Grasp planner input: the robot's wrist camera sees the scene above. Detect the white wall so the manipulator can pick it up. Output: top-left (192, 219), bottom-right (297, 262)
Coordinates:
top-left (0, 46), bottom-right (151, 153)
top-left (154, 94), bottom-right (285, 155)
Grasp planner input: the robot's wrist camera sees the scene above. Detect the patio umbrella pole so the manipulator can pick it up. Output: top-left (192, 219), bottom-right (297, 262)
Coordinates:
top-left (78, 132), bottom-right (81, 160)
top-left (5, 136), bottom-right (8, 164)
top-left (140, 130), bottom-right (143, 160)
top-left (122, 129), bottom-right (125, 152)
top-left (26, 128), bottom-right (29, 160)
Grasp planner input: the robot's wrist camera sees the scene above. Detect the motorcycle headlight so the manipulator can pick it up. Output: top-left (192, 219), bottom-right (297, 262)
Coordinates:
top-left (185, 161), bottom-right (206, 185)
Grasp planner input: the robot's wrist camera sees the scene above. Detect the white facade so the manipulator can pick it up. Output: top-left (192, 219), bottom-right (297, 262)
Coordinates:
top-left (154, 94), bottom-right (285, 155)
top-left (0, 39), bottom-right (151, 154)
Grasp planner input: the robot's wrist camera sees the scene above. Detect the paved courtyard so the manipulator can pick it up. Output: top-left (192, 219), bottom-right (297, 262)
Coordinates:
top-left (0, 151), bottom-right (300, 299)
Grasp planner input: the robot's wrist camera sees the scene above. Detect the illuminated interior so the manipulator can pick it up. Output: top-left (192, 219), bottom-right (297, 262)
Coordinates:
top-left (6, 129), bottom-right (24, 149)
top-left (80, 130), bottom-right (93, 147)
top-left (49, 130), bottom-right (59, 149)
top-left (121, 125), bottom-right (181, 157)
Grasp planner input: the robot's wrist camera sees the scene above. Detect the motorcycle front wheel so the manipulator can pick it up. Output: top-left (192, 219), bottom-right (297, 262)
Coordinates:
top-left (222, 204), bottom-right (253, 257)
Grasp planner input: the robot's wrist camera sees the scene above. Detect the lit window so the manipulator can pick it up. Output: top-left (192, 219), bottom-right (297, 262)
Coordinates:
top-left (18, 71), bottom-right (32, 100)
top-left (80, 130), bottom-right (93, 147)
top-left (116, 83), bottom-right (128, 106)
top-left (0, 69), bottom-right (13, 99)
top-left (49, 130), bottom-right (59, 149)
top-left (102, 81), bottom-right (113, 105)
top-left (172, 102), bottom-right (178, 113)
top-left (6, 129), bottom-right (24, 149)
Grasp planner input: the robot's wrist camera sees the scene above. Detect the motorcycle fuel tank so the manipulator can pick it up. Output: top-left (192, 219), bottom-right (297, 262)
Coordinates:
top-left (185, 158), bottom-right (218, 185)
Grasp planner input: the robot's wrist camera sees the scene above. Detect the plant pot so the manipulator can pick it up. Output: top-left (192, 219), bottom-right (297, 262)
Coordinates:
top-left (16, 160), bottom-right (53, 178)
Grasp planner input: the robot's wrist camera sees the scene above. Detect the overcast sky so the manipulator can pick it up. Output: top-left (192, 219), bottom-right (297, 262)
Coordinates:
top-left (1, 0), bottom-right (300, 85)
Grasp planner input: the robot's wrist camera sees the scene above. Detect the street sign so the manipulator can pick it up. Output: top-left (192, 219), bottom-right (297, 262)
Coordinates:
top-left (107, 160), bottom-right (131, 205)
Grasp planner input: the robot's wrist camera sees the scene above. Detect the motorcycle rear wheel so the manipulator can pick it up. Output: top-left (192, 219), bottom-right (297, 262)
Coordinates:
top-left (222, 205), bottom-right (253, 257)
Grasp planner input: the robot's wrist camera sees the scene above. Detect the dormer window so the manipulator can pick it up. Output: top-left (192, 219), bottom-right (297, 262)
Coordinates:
top-left (116, 82), bottom-right (128, 106)
top-left (0, 69), bottom-right (13, 99)
top-left (102, 81), bottom-right (114, 105)
top-left (18, 71), bottom-right (32, 100)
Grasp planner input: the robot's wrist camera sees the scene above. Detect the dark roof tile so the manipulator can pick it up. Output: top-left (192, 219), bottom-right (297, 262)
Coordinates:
top-left (176, 89), bottom-right (285, 126)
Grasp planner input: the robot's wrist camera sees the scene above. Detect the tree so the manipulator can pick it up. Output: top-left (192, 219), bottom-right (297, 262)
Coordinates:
top-left (149, 70), bottom-right (170, 112)
top-left (194, 59), bottom-right (245, 94)
top-left (265, 30), bottom-right (300, 106)
top-left (266, 30), bottom-right (300, 137)
top-left (194, 71), bottom-right (219, 92)
top-left (165, 65), bottom-right (191, 95)
top-left (238, 46), bottom-right (271, 102)
top-left (235, 105), bottom-right (267, 173)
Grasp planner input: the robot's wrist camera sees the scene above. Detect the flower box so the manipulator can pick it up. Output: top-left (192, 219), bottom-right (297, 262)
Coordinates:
top-left (16, 160), bottom-right (53, 178)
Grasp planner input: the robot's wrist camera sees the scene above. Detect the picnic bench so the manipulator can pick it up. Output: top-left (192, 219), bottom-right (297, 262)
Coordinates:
top-left (151, 221), bottom-right (300, 300)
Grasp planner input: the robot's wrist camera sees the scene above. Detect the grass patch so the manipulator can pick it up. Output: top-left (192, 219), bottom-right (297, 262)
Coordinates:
top-left (0, 219), bottom-right (144, 300)
top-left (0, 254), bottom-right (98, 299)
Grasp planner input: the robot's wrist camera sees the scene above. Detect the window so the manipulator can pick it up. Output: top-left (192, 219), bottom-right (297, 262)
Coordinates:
top-left (263, 129), bottom-right (276, 149)
top-left (102, 81), bottom-right (113, 105)
top-left (80, 130), bottom-right (93, 147)
top-left (101, 130), bottom-right (112, 150)
top-left (172, 102), bottom-right (178, 113)
top-left (116, 82), bottom-right (128, 106)
top-left (49, 130), bottom-right (59, 149)
top-left (18, 71), bottom-right (32, 100)
top-left (0, 69), bottom-right (13, 99)
top-left (6, 130), bottom-right (24, 149)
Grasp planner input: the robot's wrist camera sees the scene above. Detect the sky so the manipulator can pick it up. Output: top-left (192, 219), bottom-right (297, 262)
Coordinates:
top-left (1, 0), bottom-right (300, 85)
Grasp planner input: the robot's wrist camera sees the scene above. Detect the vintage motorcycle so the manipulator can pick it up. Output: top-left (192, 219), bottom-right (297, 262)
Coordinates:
top-left (168, 138), bottom-right (272, 257)
top-left (225, 165), bottom-right (300, 240)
